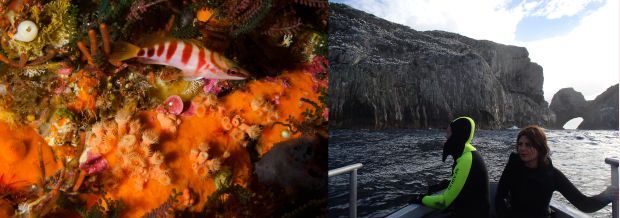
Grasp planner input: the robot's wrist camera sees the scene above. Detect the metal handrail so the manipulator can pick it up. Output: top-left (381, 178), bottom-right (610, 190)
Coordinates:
top-left (329, 163), bottom-right (363, 218)
top-left (605, 158), bottom-right (618, 218)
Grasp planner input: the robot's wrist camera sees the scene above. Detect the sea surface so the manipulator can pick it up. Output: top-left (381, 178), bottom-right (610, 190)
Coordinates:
top-left (328, 129), bottom-right (619, 218)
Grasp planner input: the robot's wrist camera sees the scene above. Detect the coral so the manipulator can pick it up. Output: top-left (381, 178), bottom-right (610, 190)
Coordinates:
top-left (141, 129), bottom-right (159, 146)
top-left (245, 125), bottom-right (262, 140)
top-left (115, 106), bottom-right (134, 135)
top-left (44, 108), bottom-right (78, 147)
top-left (82, 113), bottom-right (173, 195)
top-left (156, 112), bottom-right (181, 134)
top-left (189, 142), bottom-right (229, 178)
top-left (0, 0), bottom-right (328, 215)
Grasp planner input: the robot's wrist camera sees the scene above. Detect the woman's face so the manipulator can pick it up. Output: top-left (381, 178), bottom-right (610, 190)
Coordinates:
top-left (517, 136), bottom-right (538, 166)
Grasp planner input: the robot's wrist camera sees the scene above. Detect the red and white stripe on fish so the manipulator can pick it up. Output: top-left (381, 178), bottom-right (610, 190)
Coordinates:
top-left (134, 41), bottom-right (244, 80)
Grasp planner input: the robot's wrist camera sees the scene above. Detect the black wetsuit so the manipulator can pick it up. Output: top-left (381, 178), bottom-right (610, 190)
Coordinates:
top-left (451, 150), bottom-right (490, 218)
top-left (422, 117), bottom-right (490, 218)
top-left (495, 153), bottom-right (612, 218)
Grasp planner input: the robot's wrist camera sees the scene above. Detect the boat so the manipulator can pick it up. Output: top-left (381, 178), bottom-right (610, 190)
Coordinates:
top-left (386, 183), bottom-right (591, 218)
top-left (329, 158), bottom-right (619, 218)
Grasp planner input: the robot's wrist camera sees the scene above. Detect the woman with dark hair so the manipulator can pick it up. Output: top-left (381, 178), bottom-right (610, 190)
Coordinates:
top-left (495, 125), bottom-right (615, 217)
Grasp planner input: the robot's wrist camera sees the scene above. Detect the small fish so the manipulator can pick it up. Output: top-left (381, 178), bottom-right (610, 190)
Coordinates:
top-left (110, 39), bottom-right (247, 80)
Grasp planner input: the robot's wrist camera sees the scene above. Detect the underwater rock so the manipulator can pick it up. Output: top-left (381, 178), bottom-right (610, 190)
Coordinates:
top-left (255, 135), bottom-right (327, 194)
top-left (329, 3), bottom-right (552, 129)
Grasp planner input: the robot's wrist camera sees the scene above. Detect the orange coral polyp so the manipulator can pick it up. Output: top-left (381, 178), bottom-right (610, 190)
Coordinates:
top-left (0, 70), bottom-right (323, 217)
top-left (68, 70), bottom-right (100, 112)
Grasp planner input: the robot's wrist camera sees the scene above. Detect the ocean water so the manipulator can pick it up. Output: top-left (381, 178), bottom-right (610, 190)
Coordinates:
top-left (328, 129), bottom-right (619, 218)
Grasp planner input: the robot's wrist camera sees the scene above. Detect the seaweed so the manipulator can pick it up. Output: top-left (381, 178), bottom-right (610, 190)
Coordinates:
top-left (205, 184), bottom-right (252, 215)
top-left (79, 194), bottom-right (125, 218)
top-left (142, 189), bottom-right (181, 218)
top-left (8, 0), bottom-right (77, 59)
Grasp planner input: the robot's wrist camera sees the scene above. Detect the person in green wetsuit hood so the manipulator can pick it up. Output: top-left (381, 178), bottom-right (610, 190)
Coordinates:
top-left (411, 117), bottom-right (490, 217)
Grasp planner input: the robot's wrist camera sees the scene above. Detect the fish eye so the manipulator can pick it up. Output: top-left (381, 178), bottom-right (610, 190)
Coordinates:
top-left (228, 67), bottom-right (239, 74)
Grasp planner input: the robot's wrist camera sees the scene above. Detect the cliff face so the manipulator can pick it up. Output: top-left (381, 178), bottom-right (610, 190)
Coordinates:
top-left (329, 3), bottom-right (553, 129)
top-left (549, 88), bottom-right (588, 129)
top-left (579, 84), bottom-right (619, 130)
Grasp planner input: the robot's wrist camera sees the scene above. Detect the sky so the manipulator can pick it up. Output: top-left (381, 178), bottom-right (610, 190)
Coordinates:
top-left (331, 0), bottom-right (619, 103)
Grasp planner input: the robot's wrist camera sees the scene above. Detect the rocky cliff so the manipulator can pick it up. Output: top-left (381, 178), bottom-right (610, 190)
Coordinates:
top-left (549, 88), bottom-right (588, 129)
top-left (550, 84), bottom-right (619, 130)
top-left (329, 3), bottom-right (553, 129)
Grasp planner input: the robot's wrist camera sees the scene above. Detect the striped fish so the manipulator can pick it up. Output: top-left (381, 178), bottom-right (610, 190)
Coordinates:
top-left (110, 39), bottom-right (247, 80)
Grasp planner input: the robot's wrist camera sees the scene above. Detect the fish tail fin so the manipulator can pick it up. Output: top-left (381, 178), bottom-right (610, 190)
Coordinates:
top-left (109, 41), bottom-right (140, 62)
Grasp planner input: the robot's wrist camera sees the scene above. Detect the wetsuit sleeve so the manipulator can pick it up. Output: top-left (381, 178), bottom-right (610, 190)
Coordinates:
top-left (554, 167), bottom-right (611, 212)
top-left (495, 153), bottom-right (517, 218)
top-left (553, 168), bottom-right (611, 213)
top-left (421, 152), bottom-right (472, 209)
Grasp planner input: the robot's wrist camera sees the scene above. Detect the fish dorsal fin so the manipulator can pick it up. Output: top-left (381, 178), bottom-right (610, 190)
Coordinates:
top-left (136, 32), bottom-right (169, 47)
top-left (137, 32), bottom-right (209, 50)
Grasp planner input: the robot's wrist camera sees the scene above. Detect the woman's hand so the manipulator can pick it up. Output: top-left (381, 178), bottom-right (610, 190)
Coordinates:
top-left (604, 185), bottom-right (619, 202)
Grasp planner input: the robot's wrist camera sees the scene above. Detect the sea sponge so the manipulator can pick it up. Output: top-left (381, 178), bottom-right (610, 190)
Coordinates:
top-left (156, 112), bottom-right (181, 134)
top-left (0, 138), bottom-right (27, 163)
top-left (251, 96), bottom-right (265, 111)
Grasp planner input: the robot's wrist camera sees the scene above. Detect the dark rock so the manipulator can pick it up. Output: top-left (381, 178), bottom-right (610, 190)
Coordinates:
top-left (254, 135), bottom-right (327, 194)
top-left (579, 84), bottom-right (619, 130)
top-left (549, 88), bottom-right (587, 129)
top-left (329, 3), bottom-right (553, 129)
top-left (548, 84), bottom-right (618, 130)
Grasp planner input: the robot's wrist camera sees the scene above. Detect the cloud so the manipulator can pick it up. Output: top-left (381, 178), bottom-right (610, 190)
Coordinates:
top-left (520, 0), bottom-right (619, 100)
top-left (337, 0), bottom-right (618, 101)
top-left (339, 0), bottom-right (525, 44)
top-left (531, 0), bottom-right (603, 19)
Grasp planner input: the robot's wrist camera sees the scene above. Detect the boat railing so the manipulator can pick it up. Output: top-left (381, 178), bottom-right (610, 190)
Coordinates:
top-left (605, 158), bottom-right (618, 218)
top-left (329, 163), bottom-right (363, 218)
